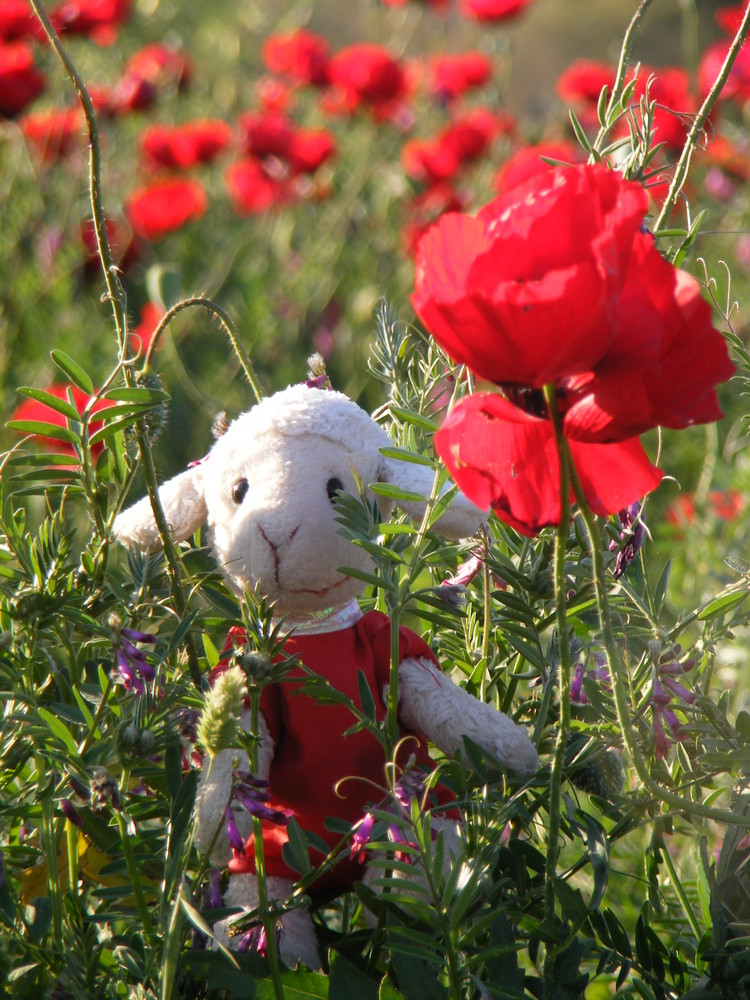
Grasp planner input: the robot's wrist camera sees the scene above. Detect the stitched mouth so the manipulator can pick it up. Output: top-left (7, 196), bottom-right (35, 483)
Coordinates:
top-left (286, 575), bottom-right (351, 597)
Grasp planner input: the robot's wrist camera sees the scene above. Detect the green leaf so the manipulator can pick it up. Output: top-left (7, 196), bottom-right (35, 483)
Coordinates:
top-left (378, 446), bottom-right (432, 467)
top-left (697, 591), bottom-right (748, 620)
top-left (336, 566), bottom-right (396, 594)
top-left (50, 350), bottom-right (94, 395)
top-left (5, 420), bottom-right (79, 444)
top-left (391, 953), bottom-right (446, 1000)
top-left (357, 669), bottom-right (377, 722)
top-left (329, 953), bottom-right (379, 1000)
top-left (16, 387), bottom-right (81, 420)
top-left (281, 817), bottom-right (312, 875)
top-left (369, 483), bottom-right (426, 503)
top-left (101, 386), bottom-right (170, 403)
top-left (389, 406), bottom-right (438, 432)
top-left (37, 708), bottom-right (79, 754)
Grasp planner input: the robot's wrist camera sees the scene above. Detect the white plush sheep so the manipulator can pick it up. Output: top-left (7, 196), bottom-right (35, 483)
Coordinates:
top-left (114, 382), bottom-right (538, 967)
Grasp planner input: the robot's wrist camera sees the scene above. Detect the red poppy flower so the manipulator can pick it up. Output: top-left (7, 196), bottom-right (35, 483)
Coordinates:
top-left (140, 119), bottom-right (232, 170)
top-left (435, 394), bottom-right (662, 536)
top-left (556, 59), bottom-right (615, 105)
top-left (125, 177), bottom-right (207, 241)
top-left (125, 43), bottom-right (191, 91)
top-left (225, 158), bottom-right (286, 215)
top-left (9, 384), bottom-right (115, 460)
top-left (51, 0), bottom-right (131, 45)
top-left (262, 30), bottom-right (330, 87)
top-left (327, 43), bottom-right (407, 116)
top-left (494, 140), bottom-right (580, 194)
top-left (459, 0), bottom-right (536, 22)
top-left (286, 128), bottom-right (336, 174)
top-left (0, 1), bottom-right (47, 42)
top-left (256, 76), bottom-right (294, 114)
top-left (238, 111), bottom-right (295, 159)
top-left (666, 489), bottom-right (744, 527)
top-left (404, 108), bottom-right (509, 186)
top-left (21, 107), bottom-right (83, 161)
top-left (426, 51), bottom-right (493, 103)
top-left (0, 40), bottom-right (44, 117)
top-left (413, 164), bottom-right (733, 533)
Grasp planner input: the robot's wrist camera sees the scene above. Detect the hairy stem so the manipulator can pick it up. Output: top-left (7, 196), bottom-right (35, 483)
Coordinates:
top-left (654, 3), bottom-right (750, 232)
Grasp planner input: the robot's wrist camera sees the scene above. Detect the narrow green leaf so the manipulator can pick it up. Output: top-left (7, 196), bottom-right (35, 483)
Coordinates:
top-left (697, 591), bottom-right (748, 620)
top-left (281, 817), bottom-right (312, 875)
top-left (369, 483), bottom-right (426, 503)
top-left (101, 386), bottom-right (170, 403)
top-left (357, 669), bottom-right (377, 722)
top-left (378, 446), bottom-right (433, 467)
top-left (16, 387), bottom-right (80, 420)
top-left (6, 420), bottom-right (79, 445)
top-left (389, 406), bottom-right (438, 432)
top-left (50, 350), bottom-right (94, 395)
top-left (336, 566), bottom-right (396, 593)
top-left (38, 708), bottom-right (79, 754)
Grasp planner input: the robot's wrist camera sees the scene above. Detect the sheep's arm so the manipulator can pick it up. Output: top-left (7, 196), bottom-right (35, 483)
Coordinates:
top-left (396, 657), bottom-right (539, 777)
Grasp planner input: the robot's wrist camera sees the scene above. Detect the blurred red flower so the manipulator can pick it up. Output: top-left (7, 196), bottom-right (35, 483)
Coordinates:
top-left (21, 106), bottom-right (83, 161)
top-left (125, 177), bottom-right (208, 241)
top-left (700, 39), bottom-right (750, 105)
top-left (225, 158), bottom-right (286, 215)
top-left (140, 119), bottom-right (232, 170)
top-left (460, 0), bottom-right (535, 22)
top-left (130, 302), bottom-right (165, 355)
top-left (0, 40), bottom-right (44, 117)
top-left (493, 139), bottom-right (582, 194)
top-left (404, 107), bottom-right (509, 186)
top-left (666, 490), bottom-right (744, 527)
top-left (51, 0), bottom-right (131, 45)
top-left (556, 59), bottom-right (614, 105)
top-left (715, 3), bottom-right (746, 35)
top-left (262, 30), bottom-right (330, 87)
top-left (327, 43), bottom-right (407, 117)
top-left (238, 112), bottom-right (335, 176)
top-left (125, 42), bottom-right (191, 91)
top-left (0, 1), bottom-right (47, 42)
top-left (413, 164), bottom-right (733, 533)
top-left (426, 51), bottom-right (493, 103)
top-left (9, 384), bottom-right (115, 460)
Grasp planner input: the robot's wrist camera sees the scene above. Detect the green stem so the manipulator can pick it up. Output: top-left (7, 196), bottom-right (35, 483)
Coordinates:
top-left (592, 0), bottom-right (656, 155)
top-left (249, 695), bottom-right (285, 1000)
top-left (142, 297), bottom-right (263, 405)
top-left (540, 385), bottom-right (573, 998)
top-left (65, 817), bottom-right (78, 896)
top-left (654, 2), bottom-right (750, 232)
top-left (570, 470), bottom-right (748, 827)
top-left (28, 0), bottom-right (202, 687)
top-left (116, 810), bottom-right (157, 945)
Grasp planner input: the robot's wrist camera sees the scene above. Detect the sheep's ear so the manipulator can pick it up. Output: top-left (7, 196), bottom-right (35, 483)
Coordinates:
top-left (376, 455), bottom-right (487, 540)
top-left (113, 465), bottom-right (208, 552)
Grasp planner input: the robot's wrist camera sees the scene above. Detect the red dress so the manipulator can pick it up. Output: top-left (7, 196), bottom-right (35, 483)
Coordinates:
top-left (218, 610), bottom-right (453, 890)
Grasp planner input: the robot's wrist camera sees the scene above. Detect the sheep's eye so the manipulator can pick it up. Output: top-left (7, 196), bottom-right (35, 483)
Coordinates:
top-left (232, 478), bottom-right (249, 505)
top-left (326, 477), bottom-right (344, 504)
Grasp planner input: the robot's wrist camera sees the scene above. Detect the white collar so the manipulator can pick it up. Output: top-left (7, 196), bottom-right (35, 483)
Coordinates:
top-left (274, 598), bottom-right (364, 636)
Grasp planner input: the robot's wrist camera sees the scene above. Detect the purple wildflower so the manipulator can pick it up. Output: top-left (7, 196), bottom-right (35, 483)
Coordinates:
top-left (350, 811), bottom-right (377, 863)
top-left (232, 771), bottom-right (288, 826)
top-left (60, 799), bottom-right (84, 827)
top-left (90, 772), bottom-right (120, 813)
top-left (223, 805), bottom-right (247, 859)
top-left (236, 924), bottom-right (271, 956)
top-left (205, 868), bottom-right (223, 911)
top-left (116, 627), bottom-right (158, 693)
top-left (648, 646), bottom-right (696, 757)
top-left (570, 653), bottom-right (610, 706)
top-left (609, 502), bottom-right (645, 580)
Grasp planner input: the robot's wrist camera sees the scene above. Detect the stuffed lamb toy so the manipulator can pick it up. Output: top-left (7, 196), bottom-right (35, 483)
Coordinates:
top-left (114, 382), bottom-right (538, 967)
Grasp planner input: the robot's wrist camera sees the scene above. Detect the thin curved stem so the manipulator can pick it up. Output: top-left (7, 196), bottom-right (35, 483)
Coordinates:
top-left (654, 3), bottom-right (750, 232)
top-left (592, 0), bottom-right (656, 156)
top-left (142, 297), bottom-right (263, 404)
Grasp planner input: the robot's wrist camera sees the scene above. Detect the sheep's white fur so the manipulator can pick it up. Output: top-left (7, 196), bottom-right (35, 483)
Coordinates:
top-left (113, 382), bottom-right (539, 969)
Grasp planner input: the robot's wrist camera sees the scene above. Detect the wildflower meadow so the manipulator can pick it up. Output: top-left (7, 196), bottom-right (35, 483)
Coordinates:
top-left (2, 0), bottom-right (750, 997)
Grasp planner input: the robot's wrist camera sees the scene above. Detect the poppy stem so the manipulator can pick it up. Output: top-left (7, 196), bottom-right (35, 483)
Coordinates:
top-left (541, 383), bottom-right (573, 996)
top-left (654, 2), bottom-right (750, 234)
top-left (142, 297), bottom-right (263, 405)
top-left (570, 466), bottom-right (749, 828)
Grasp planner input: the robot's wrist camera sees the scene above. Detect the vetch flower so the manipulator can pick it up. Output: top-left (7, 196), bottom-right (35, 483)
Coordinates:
top-left (570, 653), bottom-right (610, 706)
top-left (609, 502), bottom-right (645, 580)
top-left (224, 804), bottom-right (247, 859)
top-left (413, 164), bottom-right (734, 534)
top-left (116, 625), bottom-right (158, 695)
top-left (232, 771), bottom-right (287, 826)
top-left (60, 799), bottom-right (84, 827)
top-left (350, 810), bottom-right (377, 863)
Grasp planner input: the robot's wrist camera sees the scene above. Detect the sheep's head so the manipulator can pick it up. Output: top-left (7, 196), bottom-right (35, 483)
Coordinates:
top-left (114, 384), bottom-right (486, 616)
